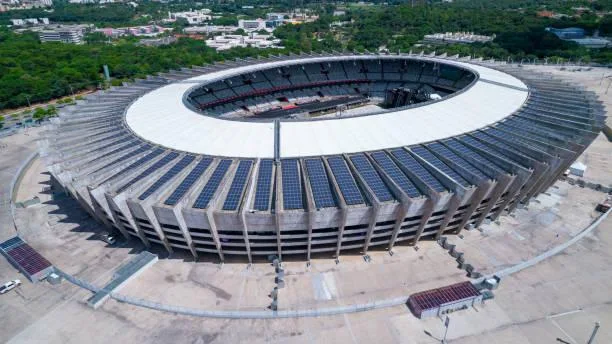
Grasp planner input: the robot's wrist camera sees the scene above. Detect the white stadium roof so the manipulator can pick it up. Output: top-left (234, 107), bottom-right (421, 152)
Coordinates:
top-left (125, 55), bottom-right (528, 158)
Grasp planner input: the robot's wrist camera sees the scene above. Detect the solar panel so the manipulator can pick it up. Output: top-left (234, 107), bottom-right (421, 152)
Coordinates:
top-left (103, 148), bottom-right (165, 184)
top-left (370, 151), bottom-right (422, 198)
top-left (164, 158), bottom-right (213, 206)
top-left (139, 155), bottom-right (195, 200)
top-left (487, 127), bottom-right (549, 152)
top-left (327, 156), bottom-right (364, 205)
top-left (410, 146), bottom-right (470, 187)
top-left (349, 154), bottom-right (394, 202)
top-left (0, 237), bottom-right (23, 251)
top-left (504, 118), bottom-right (568, 140)
top-left (427, 142), bottom-right (490, 180)
top-left (304, 158), bottom-right (336, 208)
top-left (498, 123), bottom-right (563, 145)
top-left (91, 138), bottom-right (137, 161)
top-left (444, 139), bottom-right (504, 175)
top-left (388, 149), bottom-right (446, 193)
top-left (193, 159), bottom-right (232, 209)
top-left (222, 160), bottom-right (253, 211)
top-left (281, 159), bottom-right (304, 210)
top-left (116, 152), bottom-right (179, 193)
top-left (253, 159), bottom-right (274, 211)
top-left (92, 144), bottom-right (151, 174)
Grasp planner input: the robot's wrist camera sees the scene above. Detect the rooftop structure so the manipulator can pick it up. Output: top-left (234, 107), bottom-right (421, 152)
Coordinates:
top-left (39, 25), bottom-right (89, 44)
top-left (408, 281), bottom-right (482, 318)
top-left (204, 33), bottom-right (280, 51)
top-left (40, 53), bottom-right (606, 263)
top-left (0, 237), bottom-right (53, 283)
top-left (546, 27), bottom-right (586, 39)
top-left (423, 32), bottom-right (494, 45)
top-left (166, 9), bottom-right (212, 25)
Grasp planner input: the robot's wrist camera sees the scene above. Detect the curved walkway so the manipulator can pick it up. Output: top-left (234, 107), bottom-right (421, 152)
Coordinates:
top-left (58, 208), bottom-right (611, 319)
top-left (6, 126), bottom-right (610, 319)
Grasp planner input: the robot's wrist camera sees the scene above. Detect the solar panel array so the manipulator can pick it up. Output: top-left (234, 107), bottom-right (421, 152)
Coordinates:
top-left (164, 158), bottom-right (213, 206)
top-left (0, 237), bottom-right (52, 277)
top-left (370, 151), bottom-right (421, 198)
top-left (427, 142), bottom-right (490, 180)
top-left (281, 159), bottom-right (304, 210)
top-left (327, 156), bottom-right (364, 205)
top-left (304, 158), bottom-right (337, 208)
top-left (444, 139), bottom-right (504, 175)
top-left (253, 159), bottom-right (274, 211)
top-left (469, 132), bottom-right (531, 167)
top-left (193, 159), bottom-right (232, 209)
top-left (388, 149), bottom-right (446, 193)
top-left (103, 148), bottom-right (165, 184)
top-left (0, 237), bottom-right (23, 251)
top-left (92, 138), bottom-right (138, 162)
top-left (92, 144), bottom-right (151, 174)
top-left (139, 155), bottom-right (196, 200)
top-left (222, 160), bottom-right (253, 211)
top-left (349, 154), bottom-right (394, 202)
top-left (116, 152), bottom-right (179, 193)
top-left (410, 146), bottom-right (470, 187)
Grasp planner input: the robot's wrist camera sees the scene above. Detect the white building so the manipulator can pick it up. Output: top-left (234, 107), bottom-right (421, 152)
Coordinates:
top-left (423, 32), bottom-right (494, 45)
top-left (10, 19), bottom-right (25, 26)
top-left (238, 18), bottom-right (266, 32)
top-left (168, 9), bottom-right (212, 25)
top-left (205, 33), bottom-right (280, 51)
top-left (184, 25), bottom-right (237, 35)
top-left (39, 25), bottom-right (88, 44)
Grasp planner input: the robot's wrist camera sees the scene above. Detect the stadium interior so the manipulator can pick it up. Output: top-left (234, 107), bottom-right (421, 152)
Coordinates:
top-left (186, 58), bottom-right (475, 119)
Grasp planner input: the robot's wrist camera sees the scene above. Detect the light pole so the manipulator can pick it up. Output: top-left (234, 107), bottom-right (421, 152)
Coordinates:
top-left (442, 316), bottom-right (450, 344)
top-left (587, 321), bottom-right (600, 344)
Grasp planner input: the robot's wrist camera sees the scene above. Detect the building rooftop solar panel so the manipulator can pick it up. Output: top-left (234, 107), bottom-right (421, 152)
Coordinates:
top-left (281, 159), bottom-right (304, 210)
top-left (6, 244), bottom-right (52, 276)
top-left (428, 142), bottom-right (491, 180)
top-left (0, 237), bottom-right (24, 251)
top-left (0, 237), bottom-right (52, 278)
top-left (304, 158), bottom-right (337, 209)
top-left (139, 155), bottom-right (196, 200)
top-left (370, 151), bottom-right (422, 198)
top-left (222, 160), bottom-right (253, 211)
top-left (102, 148), bottom-right (165, 185)
top-left (92, 138), bottom-right (138, 161)
top-left (409, 281), bottom-right (481, 313)
top-left (410, 146), bottom-right (470, 187)
top-left (349, 154), bottom-right (395, 202)
top-left (327, 156), bottom-right (365, 205)
top-left (193, 159), bottom-right (232, 209)
top-left (253, 159), bottom-right (274, 211)
top-left (444, 139), bottom-right (504, 175)
top-left (92, 144), bottom-right (151, 174)
top-left (116, 152), bottom-right (179, 193)
top-left (389, 149), bottom-right (446, 193)
top-left (164, 157), bottom-right (213, 206)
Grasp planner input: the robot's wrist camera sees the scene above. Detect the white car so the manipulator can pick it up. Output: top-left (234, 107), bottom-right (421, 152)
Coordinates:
top-left (0, 279), bottom-right (21, 294)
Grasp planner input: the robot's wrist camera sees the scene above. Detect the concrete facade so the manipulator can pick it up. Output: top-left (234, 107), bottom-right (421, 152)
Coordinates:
top-left (39, 54), bottom-right (606, 263)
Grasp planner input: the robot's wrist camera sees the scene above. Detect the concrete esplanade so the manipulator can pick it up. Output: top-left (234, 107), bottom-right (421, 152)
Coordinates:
top-left (39, 53), bottom-right (606, 263)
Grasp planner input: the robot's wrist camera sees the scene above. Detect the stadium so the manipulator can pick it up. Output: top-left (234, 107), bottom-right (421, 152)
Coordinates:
top-left (40, 53), bottom-right (606, 263)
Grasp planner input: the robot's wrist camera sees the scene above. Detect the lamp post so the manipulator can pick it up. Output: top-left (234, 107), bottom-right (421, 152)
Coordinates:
top-left (587, 321), bottom-right (600, 344)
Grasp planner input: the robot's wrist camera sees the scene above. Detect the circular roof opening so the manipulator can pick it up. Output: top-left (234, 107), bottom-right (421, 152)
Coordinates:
top-left (185, 57), bottom-right (477, 121)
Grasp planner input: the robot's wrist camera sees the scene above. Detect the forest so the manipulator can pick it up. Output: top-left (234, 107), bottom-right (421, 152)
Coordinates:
top-left (1, 0), bottom-right (612, 110)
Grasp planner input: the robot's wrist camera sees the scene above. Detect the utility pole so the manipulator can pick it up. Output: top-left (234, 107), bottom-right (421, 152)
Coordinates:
top-left (442, 316), bottom-right (450, 344)
top-left (587, 321), bottom-right (600, 344)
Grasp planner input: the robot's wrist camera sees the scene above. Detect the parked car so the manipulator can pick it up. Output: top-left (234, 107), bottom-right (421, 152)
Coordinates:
top-left (101, 233), bottom-right (116, 245)
top-left (0, 279), bottom-right (21, 294)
